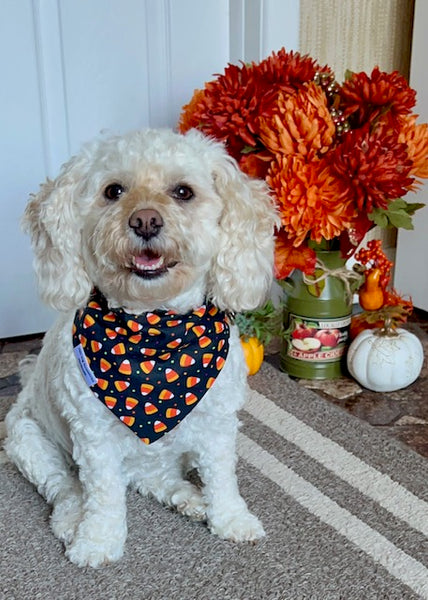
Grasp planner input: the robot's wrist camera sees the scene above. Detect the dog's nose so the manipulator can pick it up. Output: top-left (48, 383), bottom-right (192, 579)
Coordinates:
top-left (129, 209), bottom-right (164, 240)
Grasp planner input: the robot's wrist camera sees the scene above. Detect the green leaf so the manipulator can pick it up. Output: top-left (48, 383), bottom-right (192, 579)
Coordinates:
top-left (240, 145), bottom-right (258, 155)
top-left (388, 198), bottom-right (406, 209)
top-left (368, 210), bottom-right (389, 228)
top-left (234, 300), bottom-right (284, 345)
top-left (404, 202), bottom-right (425, 216)
top-left (388, 211), bottom-right (413, 229)
top-left (368, 199), bottom-right (424, 230)
top-left (305, 268), bottom-right (326, 297)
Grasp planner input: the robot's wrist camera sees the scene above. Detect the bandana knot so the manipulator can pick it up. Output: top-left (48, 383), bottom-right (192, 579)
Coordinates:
top-left (72, 290), bottom-right (230, 444)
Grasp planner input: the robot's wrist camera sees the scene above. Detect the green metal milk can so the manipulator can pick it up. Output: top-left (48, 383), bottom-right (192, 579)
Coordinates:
top-left (281, 250), bottom-right (353, 379)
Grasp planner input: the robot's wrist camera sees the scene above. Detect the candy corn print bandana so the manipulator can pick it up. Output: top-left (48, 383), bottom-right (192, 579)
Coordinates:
top-left (72, 289), bottom-right (230, 444)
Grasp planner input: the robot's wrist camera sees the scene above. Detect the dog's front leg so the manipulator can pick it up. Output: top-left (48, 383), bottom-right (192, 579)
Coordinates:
top-left (65, 434), bottom-right (128, 568)
top-left (197, 418), bottom-right (265, 543)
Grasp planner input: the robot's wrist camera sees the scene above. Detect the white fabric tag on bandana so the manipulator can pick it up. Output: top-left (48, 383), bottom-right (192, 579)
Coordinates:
top-left (74, 343), bottom-right (98, 386)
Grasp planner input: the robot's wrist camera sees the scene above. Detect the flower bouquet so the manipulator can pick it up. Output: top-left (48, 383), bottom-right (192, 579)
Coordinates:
top-left (179, 48), bottom-right (428, 277)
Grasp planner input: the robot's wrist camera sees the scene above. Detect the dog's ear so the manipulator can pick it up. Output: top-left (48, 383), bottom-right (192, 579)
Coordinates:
top-left (22, 153), bottom-right (93, 311)
top-left (208, 150), bottom-right (279, 312)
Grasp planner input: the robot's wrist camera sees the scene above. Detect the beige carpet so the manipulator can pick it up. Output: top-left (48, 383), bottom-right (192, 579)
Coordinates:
top-left (1, 362), bottom-right (427, 599)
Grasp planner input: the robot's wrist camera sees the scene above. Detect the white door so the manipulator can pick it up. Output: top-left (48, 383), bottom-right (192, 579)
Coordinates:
top-left (0, 0), bottom-right (233, 338)
top-left (0, 0), bottom-right (298, 338)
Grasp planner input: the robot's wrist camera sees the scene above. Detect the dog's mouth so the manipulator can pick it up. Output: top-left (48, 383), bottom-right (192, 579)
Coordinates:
top-left (129, 250), bottom-right (178, 279)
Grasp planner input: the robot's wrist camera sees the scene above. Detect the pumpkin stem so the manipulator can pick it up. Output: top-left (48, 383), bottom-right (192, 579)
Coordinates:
top-left (374, 315), bottom-right (399, 337)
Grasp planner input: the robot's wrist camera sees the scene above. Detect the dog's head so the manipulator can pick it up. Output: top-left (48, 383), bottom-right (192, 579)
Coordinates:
top-left (24, 129), bottom-right (278, 314)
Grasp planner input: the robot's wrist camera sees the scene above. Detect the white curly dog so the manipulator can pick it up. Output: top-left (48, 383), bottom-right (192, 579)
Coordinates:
top-left (5, 128), bottom-right (277, 568)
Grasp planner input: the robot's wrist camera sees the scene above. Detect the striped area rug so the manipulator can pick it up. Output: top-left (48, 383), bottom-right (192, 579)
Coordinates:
top-left (1, 362), bottom-right (427, 599)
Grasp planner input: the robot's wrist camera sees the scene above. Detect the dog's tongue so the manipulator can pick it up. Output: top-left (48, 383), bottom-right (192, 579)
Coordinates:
top-left (134, 251), bottom-right (164, 270)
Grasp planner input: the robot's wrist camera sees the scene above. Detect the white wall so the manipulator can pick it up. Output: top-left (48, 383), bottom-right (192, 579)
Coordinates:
top-left (0, 0), bottom-right (299, 338)
top-left (394, 0), bottom-right (428, 309)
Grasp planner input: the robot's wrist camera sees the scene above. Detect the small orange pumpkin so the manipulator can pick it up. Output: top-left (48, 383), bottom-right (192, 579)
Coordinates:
top-left (240, 337), bottom-right (264, 376)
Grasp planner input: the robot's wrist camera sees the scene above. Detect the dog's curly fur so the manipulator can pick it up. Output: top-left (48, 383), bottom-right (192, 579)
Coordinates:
top-left (5, 129), bottom-right (278, 567)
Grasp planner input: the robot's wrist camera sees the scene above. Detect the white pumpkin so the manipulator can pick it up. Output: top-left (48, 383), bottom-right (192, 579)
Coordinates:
top-left (347, 327), bottom-right (424, 392)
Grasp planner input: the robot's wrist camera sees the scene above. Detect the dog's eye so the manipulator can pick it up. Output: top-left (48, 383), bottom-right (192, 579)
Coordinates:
top-left (104, 183), bottom-right (125, 201)
top-left (171, 185), bottom-right (194, 202)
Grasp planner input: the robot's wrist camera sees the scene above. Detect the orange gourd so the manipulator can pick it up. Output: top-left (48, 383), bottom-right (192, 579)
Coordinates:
top-left (358, 268), bottom-right (384, 311)
top-left (240, 337), bottom-right (264, 375)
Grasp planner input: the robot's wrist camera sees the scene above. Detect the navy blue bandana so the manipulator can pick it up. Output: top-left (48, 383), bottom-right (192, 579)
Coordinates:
top-left (72, 289), bottom-right (230, 444)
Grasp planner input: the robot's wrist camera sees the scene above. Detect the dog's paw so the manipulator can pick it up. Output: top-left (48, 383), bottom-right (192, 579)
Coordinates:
top-left (65, 533), bottom-right (125, 568)
top-left (65, 537), bottom-right (124, 568)
top-left (209, 511), bottom-right (265, 543)
top-left (51, 492), bottom-right (82, 544)
top-left (171, 484), bottom-right (207, 521)
top-left (64, 518), bottom-right (127, 568)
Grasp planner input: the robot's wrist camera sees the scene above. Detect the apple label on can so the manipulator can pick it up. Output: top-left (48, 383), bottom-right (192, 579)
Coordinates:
top-left (287, 314), bottom-right (351, 362)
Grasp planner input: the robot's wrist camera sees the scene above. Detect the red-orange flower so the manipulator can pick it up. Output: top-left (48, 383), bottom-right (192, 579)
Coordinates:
top-left (256, 48), bottom-right (328, 90)
top-left (239, 150), bottom-right (273, 179)
top-left (330, 124), bottom-right (414, 212)
top-left (259, 82), bottom-right (335, 160)
top-left (268, 154), bottom-right (355, 246)
top-left (340, 67), bottom-right (416, 128)
top-left (274, 229), bottom-right (317, 279)
top-left (254, 48), bottom-right (332, 114)
top-left (339, 213), bottom-right (374, 258)
top-left (178, 63), bottom-right (261, 160)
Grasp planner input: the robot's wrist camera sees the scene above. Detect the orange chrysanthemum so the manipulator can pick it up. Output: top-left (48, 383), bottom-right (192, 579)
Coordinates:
top-left (178, 88), bottom-right (207, 133)
top-left (398, 115), bottom-right (428, 180)
top-left (268, 155), bottom-right (355, 246)
top-left (259, 82), bottom-right (335, 160)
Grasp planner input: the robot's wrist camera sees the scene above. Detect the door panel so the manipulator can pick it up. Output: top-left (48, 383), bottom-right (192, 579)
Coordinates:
top-left (0, 0), bottom-right (298, 337)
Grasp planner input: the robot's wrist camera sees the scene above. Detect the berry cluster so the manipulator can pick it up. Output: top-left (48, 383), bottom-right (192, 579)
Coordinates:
top-left (313, 71), bottom-right (351, 136)
top-left (355, 239), bottom-right (393, 289)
